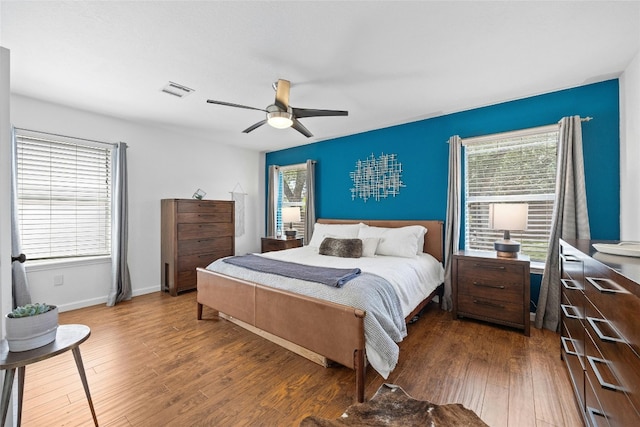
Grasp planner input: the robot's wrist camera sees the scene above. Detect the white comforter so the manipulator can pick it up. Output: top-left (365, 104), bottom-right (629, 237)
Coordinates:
top-left (260, 246), bottom-right (444, 318)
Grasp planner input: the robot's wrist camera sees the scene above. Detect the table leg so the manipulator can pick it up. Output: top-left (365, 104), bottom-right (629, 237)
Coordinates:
top-left (72, 347), bottom-right (99, 426)
top-left (1, 369), bottom-right (16, 426)
top-left (17, 366), bottom-right (25, 426)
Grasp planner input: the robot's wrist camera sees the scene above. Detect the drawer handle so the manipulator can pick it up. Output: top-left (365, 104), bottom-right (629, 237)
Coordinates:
top-left (473, 282), bottom-right (505, 289)
top-left (587, 406), bottom-right (607, 427)
top-left (561, 254), bottom-right (581, 263)
top-left (472, 299), bottom-right (504, 309)
top-left (586, 277), bottom-right (628, 294)
top-left (473, 264), bottom-right (505, 271)
top-left (587, 356), bottom-right (625, 392)
top-left (586, 317), bottom-right (625, 343)
top-left (560, 304), bottom-right (581, 320)
top-left (561, 279), bottom-right (582, 291)
top-left (561, 336), bottom-right (579, 357)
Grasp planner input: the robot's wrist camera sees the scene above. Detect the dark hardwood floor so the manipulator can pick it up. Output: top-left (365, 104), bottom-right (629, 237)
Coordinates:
top-left (20, 291), bottom-right (582, 426)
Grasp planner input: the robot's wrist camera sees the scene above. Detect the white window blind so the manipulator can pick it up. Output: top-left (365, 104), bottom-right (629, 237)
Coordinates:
top-left (464, 128), bottom-right (558, 263)
top-left (15, 130), bottom-right (113, 260)
top-left (277, 163), bottom-right (307, 240)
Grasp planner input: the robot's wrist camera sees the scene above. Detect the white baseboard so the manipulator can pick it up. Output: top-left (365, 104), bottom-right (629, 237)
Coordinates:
top-left (57, 285), bottom-right (160, 313)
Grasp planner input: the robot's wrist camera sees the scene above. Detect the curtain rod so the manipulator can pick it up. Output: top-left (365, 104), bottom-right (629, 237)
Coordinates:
top-left (14, 127), bottom-right (118, 148)
top-left (450, 116), bottom-right (594, 145)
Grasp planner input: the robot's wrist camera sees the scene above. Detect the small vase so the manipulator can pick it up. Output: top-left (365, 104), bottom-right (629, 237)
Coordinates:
top-left (5, 306), bottom-right (59, 352)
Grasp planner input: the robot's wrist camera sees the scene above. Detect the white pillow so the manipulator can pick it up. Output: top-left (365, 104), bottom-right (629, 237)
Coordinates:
top-left (358, 225), bottom-right (427, 258)
top-left (307, 223), bottom-right (364, 248)
top-left (360, 237), bottom-right (380, 257)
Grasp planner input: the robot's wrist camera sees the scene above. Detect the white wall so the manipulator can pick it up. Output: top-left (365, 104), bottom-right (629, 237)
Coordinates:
top-left (620, 47), bottom-right (640, 241)
top-left (10, 94), bottom-right (262, 311)
top-left (1, 48), bottom-right (12, 328)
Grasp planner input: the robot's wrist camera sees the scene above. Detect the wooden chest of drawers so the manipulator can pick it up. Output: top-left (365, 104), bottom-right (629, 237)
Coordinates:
top-left (560, 239), bottom-right (640, 427)
top-left (452, 250), bottom-right (530, 336)
top-left (161, 199), bottom-right (234, 296)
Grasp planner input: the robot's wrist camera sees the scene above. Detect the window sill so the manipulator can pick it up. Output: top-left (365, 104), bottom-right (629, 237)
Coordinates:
top-left (25, 256), bottom-right (111, 272)
top-left (530, 261), bottom-right (545, 275)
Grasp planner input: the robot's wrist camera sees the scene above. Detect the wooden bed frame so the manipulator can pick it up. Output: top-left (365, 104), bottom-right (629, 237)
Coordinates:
top-left (196, 219), bottom-right (444, 402)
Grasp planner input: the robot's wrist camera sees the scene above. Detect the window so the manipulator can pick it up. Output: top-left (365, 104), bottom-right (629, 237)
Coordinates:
top-left (15, 129), bottom-right (113, 261)
top-left (277, 163), bottom-right (307, 240)
top-left (464, 126), bottom-right (558, 263)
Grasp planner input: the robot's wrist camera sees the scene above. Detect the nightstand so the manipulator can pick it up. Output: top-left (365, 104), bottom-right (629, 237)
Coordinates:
top-left (452, 250), bottom-right (530, 336)
top-left (261, 236), bottom-right (303, 253)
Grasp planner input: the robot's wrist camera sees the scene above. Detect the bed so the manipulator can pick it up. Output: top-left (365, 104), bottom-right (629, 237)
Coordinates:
top-left (196, 219), bottom-right (444, 402)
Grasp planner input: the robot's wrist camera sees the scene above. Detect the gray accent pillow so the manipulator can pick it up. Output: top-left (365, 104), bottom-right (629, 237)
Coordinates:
top-left (319, 237), bottom-right (363, 258)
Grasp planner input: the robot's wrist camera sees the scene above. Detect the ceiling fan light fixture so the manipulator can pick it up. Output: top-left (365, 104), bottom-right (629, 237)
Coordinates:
top-left (267, 111), bottom-right (293, 129)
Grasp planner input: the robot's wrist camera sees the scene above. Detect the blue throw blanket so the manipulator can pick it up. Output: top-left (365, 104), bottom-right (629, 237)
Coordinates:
top-left (223, 254), bottom-right (361, 287)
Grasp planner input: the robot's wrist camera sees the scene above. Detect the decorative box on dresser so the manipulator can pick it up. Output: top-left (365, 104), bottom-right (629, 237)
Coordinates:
top-left (560, 239), bottom-right (640, 427)
top-left (452, 250), bottom-right (530, 336)
top-left (261, 236), bottom-right (303, 253)
top-left (161, 199), bottom-right (234, 296)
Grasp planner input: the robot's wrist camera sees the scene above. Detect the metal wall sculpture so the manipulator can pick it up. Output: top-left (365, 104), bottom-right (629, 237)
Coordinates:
top-left (350, 153), bottom-right (405, 202)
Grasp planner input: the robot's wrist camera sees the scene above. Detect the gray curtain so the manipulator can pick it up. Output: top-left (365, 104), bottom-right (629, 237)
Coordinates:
top-left (10, 127), bottom-right (32, 308)
top-left (304, 160), bottom-right (316, 244)
top-left (107, 142), bottom-right (132, 306)
top-left (443, 135), bottom-right (462, 311)
top-left (535, 116), bottom-right (590, 330)
top-left (267, 165), bottom-right (279, 237)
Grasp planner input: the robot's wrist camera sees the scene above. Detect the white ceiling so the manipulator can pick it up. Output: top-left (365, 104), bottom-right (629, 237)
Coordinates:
top-left (1, 1), bottom-right (639, 152)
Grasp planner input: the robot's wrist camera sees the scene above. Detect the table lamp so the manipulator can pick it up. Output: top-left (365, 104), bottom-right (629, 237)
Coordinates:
top-left (489, 203), bottom-right (528, 258)
top-left (282, 206), bottom-right (301, 238)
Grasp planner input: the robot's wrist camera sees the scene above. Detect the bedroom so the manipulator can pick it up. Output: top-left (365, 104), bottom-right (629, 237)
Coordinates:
top-left (0, 1), bottom-right (639, 426)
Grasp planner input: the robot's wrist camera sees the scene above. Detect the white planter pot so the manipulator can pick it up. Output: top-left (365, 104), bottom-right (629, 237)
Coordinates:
top-left (5, 306), bottom-right (59, 352)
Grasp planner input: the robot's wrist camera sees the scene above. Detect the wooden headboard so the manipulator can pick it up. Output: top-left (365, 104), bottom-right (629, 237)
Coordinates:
top-left (316, 219), bottom-right (444, 263)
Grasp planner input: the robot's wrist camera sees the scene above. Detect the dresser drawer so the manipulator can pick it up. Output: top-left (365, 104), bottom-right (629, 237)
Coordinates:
top-left (177, 212), bottom-right (233, 224)
top-left (560, 244), bottom-right (585, 283)
top-left (585, 301), bottom-right (640, 411)
top-left (178, 250), bottom-right (233, 273)
top-left (178, 237), bottom-right (234, 256)
top-left (584, 375), bottom-right (610, 427)
top-left (584, 262), bottom-right (640, 357)
top-left (457, 293), bottom-right (523, 325)
top-left (562, 322), bottom-right (586, 411)
top-left (177, 200), bottom-right (233, 214)
top-left (585, 331), bottom-right (640, 426)
top-left (562, 292), bottom-right (585, 360)
top-left (178, 223), bottom-right (234, 240)
top-left (561, 277), bottom-right (586, 325)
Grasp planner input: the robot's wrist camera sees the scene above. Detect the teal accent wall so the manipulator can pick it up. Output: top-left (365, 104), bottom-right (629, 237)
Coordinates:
top-left (266, 80), bottom-right (621, 306)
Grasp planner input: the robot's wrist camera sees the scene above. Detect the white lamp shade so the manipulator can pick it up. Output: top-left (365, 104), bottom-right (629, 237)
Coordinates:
top-left (282, 206), bottom-right (301, 223)
top-left (489, 203), bottom-right (528, 231)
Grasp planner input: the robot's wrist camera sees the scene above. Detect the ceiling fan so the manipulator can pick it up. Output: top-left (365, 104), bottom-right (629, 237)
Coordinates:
top-left (206, 79), bottom-right (348, 138)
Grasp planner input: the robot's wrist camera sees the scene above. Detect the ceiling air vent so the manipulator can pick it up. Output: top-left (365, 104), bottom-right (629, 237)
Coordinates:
top-left (161, 81), bottom-right (195, 98)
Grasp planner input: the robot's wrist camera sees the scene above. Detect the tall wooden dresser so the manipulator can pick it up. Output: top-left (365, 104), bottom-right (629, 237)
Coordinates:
top-left (560, 239), bottom-right (640, 427)
top-left (161, 199), bottom-right (234, 296)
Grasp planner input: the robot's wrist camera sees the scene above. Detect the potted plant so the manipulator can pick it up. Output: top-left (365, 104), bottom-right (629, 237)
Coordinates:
top-left (5, 303), bottom-right (58, 352)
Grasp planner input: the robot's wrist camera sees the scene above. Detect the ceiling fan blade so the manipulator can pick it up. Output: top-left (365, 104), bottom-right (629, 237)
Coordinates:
top-left (291, 119), bottom-right (313, 138)
top-left (242, 119), bottom-right (268, 133)
top-left (292, 107), bottom-right (349, 119)
top-left (207, 99), bottom-right (266, 112)
top-left (274, 79), bottom-right (290, 110)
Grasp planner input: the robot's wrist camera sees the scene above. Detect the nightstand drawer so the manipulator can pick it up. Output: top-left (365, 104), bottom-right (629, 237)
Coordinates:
top-left (457, 258), bottom-right (524, 283)
top-left (457, 294), bottom-right (523, 324)
top-left (457, 276), bottom-right (523, 302)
